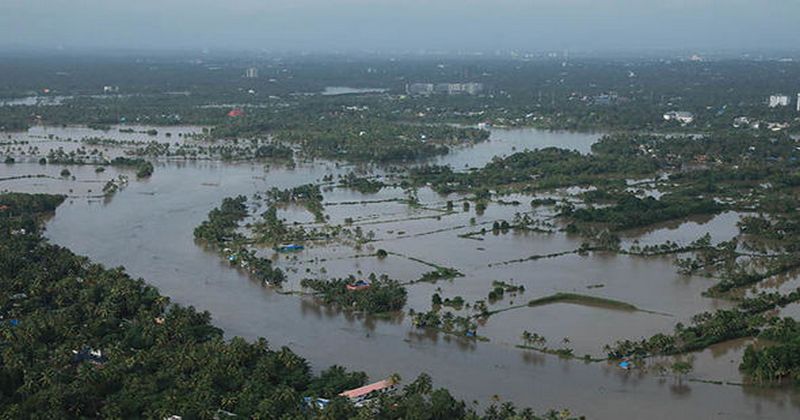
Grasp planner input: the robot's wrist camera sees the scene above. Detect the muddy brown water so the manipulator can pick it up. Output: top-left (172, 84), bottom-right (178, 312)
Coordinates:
top-left (2, 126), bottom-right (799, 418)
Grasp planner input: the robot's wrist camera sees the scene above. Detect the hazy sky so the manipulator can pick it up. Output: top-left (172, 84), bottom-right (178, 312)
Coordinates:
top-left (2, 0), bottom-right (799, 53)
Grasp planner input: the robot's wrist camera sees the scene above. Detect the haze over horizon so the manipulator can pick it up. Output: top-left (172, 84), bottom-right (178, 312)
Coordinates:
top-left (2, 0), bottom-right (800, 54)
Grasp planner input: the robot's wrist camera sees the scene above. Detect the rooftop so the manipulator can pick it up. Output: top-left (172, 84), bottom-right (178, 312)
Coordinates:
top-left (339, 379), bottom-right (394, 399)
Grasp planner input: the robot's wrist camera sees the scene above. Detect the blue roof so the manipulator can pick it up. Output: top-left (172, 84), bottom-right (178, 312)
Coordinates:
top-left (278, 244), bottom-right (304, 251)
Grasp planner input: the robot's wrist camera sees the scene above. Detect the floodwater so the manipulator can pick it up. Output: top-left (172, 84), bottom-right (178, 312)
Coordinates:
top-left (433, 127), bottom-right (601, 169)
top-left (22, 124), bottom-right (205, 144)
top-left (2, 125), bottom-right (799, 419)
top-left (0, 94), bottom-right (135, 107)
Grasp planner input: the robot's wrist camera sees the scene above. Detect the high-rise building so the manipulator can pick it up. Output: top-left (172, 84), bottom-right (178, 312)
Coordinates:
top-left (244, 67), bottom-right (258, 79)
top-left (797, 93), bottom-right (800, 112)
top-left (769, 94), bottom-right (790, 108)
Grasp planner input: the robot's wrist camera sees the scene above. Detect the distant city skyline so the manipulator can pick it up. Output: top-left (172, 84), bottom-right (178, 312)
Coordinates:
top-left (2, 1), bottom-right (800, 53)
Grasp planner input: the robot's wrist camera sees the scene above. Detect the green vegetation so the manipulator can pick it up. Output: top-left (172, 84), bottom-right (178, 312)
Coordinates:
top-left (193, 195), bottom-right (248, 245)
top-left (300, 274), bottom-right (407, 314)
top-left (741, 317), bottom-right (800, 384)
top-left (0, 192), bottom-right (66, 215)
top-left (563, 193), bottom-right (723, 231)
top-left (264, 117), bottom-right (488, 163)
top-left (528, 293), bottom-right (638, 312)
top-left (253, 205), bottom-right (309, 246)
top-left (339, 172), bottom-right (385, 194)
top-left (110, 157), bottom-right (154, 178)
top-left (606, 290), bottom-right (800, 360)
top-left (408, 143), bottom-right (655, 194)
top-left (441, 296), bottom-right (466, 310)
top-left (193, 196), bottom-right (285, 286)
top-left (410, 309), bottom-right (478, 338)
top-left (488, 281), bottom-right (525, 302)
top-left (415, 267), bottom-right (464, 283)
top-left (268, 184), bottom-right (325, 223)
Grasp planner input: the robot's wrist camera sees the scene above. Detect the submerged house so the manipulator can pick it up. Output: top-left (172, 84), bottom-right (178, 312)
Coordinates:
top-left (346, 280), bottom-right (371, 291)
top-left (276, 244), bottom-right (304, 252)
top-left (339, 379), bottom-right (397, 406)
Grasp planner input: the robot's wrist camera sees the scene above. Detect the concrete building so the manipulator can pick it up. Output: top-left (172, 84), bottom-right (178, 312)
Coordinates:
top-left (797, 93), bottom-right (800, 112)
top-left (408, 82), bottom-right (483, 96)
top-left (406, 83), bottom-right (434, 95)
top-left (340, 379), bottom-right (397, 407)
top-left (663, 111), bottom-right (694, 125)
top-left (769, 94), bottom-right (790, 108)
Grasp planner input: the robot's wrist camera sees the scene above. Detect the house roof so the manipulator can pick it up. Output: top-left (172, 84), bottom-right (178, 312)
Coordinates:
top-left (340, 380), bottom-right (393, 399)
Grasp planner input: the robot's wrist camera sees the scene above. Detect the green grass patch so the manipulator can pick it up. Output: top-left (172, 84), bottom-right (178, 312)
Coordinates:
top-left (527, 292), bottom-right (639, 312)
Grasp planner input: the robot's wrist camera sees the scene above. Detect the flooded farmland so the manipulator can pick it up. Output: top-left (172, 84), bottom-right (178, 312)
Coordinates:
top-left (2, 124), bottom-right (799, 419)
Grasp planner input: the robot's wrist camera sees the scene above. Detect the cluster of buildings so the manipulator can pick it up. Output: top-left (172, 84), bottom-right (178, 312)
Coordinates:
top-left (768, 93), bottom-right (800, 112)
top-left (733, 116), bottom-right (760, 129)
top-left (303, 378), bottom-right (398, 411)
top-left (734, 116), bottom-right (790, 132)
top-left (406, 82), bottom-right (484, 96)
top-left (729, 93), bottom-right (800, 131)
top-left (662, 111), bottom-right (695, 125)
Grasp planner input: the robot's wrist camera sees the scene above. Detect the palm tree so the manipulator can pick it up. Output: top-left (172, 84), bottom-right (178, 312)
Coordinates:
top-left (521, 330), bottom-right (532, 346)
top-left (388, 373), bottom-right (402, 386)
top-left (671, 359), bottom-right (693, 385)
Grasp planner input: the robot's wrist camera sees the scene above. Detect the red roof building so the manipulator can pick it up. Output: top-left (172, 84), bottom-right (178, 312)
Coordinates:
top-left (339, 379), bottom-right (396, 404)
top-left (227, 108), bottom-right (245, 118)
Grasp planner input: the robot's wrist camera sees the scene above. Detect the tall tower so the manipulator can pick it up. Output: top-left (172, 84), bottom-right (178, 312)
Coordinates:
top-left (797, 93), bottom-right (800, 112)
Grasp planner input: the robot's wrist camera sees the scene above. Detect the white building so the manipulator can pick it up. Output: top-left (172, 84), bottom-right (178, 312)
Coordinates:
top-left (663, 111), bottom-right (694, 125)
top-left (769, 94), bottom-right (790, 108)
top-left (408, 82), bottom-right (483, 96)
top-left (244, 67), bottom-right (258, 79)
top-left (406, 83), bottom-right (434, 95)
top-left (797, 93), bottom-right (800, 112)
